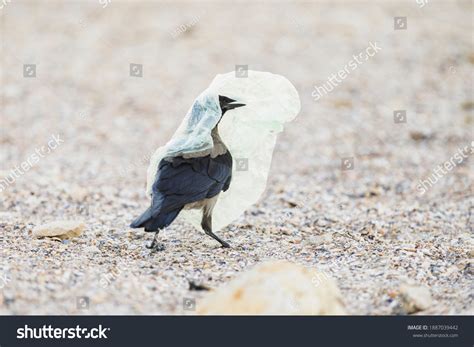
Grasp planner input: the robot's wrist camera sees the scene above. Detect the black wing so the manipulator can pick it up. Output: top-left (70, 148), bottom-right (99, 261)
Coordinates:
top-left (130, 152), bottom-right (232, 231)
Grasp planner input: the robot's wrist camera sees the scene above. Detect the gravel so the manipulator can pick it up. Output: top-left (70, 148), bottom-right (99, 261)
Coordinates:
top-left (0, 1), bottom-right (472, 315)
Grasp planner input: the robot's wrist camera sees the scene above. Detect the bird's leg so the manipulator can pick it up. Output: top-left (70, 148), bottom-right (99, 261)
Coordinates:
top-left (201, 213), bottom-right (230, 248)
top-left (146, 232), bottom-right (159, 249)
top-left (146, 230), bottom-right (165, 251)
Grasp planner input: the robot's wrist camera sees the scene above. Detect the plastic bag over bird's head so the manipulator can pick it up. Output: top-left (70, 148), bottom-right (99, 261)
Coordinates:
top-left (146, 70), bottom-right (301, 232)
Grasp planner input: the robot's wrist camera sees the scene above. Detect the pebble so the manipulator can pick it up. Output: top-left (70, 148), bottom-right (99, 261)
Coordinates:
top-left (398, 284), bottom-right (433, 314)
top-left (197, 261), bottom-right (346, 315)
top-left (84, 246), bottom-right (101, 254)
top-left (32, 221), bottom-right (85, 240)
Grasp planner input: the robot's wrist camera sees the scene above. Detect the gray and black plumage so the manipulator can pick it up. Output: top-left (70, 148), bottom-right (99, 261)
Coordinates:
top-left (130, 95), bottom-right (245, 249)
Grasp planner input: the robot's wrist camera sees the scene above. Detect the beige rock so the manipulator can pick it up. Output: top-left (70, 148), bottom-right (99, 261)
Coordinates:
top-left (84, 245), bottom-right (101, 254)
top-left (32, 221), bottom-right (85, 240)
top-left (398, 284), bottom-right (433, 314)
top-left (69, 186), bottom-right (88, 201)
top-left (468, 248), bottom-right (474, 258)
top-left (197, 261), bottom-right (346, 315)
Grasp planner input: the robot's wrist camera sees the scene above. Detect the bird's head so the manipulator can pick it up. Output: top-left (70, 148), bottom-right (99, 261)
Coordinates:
top-left (218, 95), bottom-right (245, 115)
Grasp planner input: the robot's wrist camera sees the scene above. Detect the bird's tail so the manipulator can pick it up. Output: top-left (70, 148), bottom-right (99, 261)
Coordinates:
top-left (130, 207), bottom-right (182, 232)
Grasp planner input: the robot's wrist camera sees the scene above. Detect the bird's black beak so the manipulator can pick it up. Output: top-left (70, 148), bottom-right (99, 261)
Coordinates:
top-left (226, 101), bottom-right (246, 110)
top-left (219, 95), bottom-right (246, 112)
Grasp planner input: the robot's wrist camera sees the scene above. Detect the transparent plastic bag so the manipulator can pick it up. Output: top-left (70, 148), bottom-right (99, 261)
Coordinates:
top-left (147, 70), bottom-right (301, 231)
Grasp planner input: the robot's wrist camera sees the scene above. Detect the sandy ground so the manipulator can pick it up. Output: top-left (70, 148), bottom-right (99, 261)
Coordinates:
top-left (0, 1), bottom-right (473, 315)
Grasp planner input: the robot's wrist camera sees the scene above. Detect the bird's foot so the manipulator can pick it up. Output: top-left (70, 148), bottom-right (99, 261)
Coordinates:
top-left (202, 228), bottom-right (230, 248)
top-left (147, 242), bottom-right (165, 252)
top-left (219, 240), bottom-right (230, 248)
top-left (146, 231), bottom-right (164, 251)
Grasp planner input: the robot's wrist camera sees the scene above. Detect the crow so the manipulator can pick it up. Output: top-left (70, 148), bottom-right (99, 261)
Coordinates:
top-left (130, 95), bottom-right (245, 250)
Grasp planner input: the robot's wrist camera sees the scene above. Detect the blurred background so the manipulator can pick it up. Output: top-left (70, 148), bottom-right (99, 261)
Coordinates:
top-left (0, 0), bottom-right (472, 315)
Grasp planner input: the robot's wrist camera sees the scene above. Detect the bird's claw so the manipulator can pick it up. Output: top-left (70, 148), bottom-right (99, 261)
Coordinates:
top-left (146, 231), bottom-right (164, 251)
top-left (147, 242), bottom-right (165, 252)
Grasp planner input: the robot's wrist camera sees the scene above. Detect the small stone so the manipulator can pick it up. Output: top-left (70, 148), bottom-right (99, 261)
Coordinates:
top-left (410, 131), bottom-right (433, 141)
top-left (284, 199), bottom-right (299, 207)
top-left (69, 186), bottom-right (88, 201)
top-left (84, 246), bottom-right (101, 254)
top-left (398, 284), bottom-right (433, 314)
top-left (197, 260), bottom-right (346, 315)
top-left (202, 239), bottom-right (222, 248)
top-left (280, 228), bottom-right (292, 236)
top-left (32, 221), bottom-right (85, 240)
top-left (289, 238), bottom-right (302, 244)
top-left (306, 234), bottom-right (332, 245)
top-left (468, 248), bottom-right (474, 258)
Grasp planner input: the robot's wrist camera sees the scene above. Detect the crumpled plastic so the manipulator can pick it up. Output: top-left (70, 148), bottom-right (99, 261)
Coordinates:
top-left (146, 70), bottom-right (301, 232)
